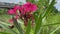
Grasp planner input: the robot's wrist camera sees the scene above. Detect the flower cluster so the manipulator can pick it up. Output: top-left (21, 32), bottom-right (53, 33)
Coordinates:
top-left (8, 2), bottom-right (37, 26)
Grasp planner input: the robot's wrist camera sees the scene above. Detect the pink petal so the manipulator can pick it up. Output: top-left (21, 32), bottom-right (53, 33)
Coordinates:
top-left (19, 6), bottom-right (26, 15)
top-left (13, 5), bottom-right (20, 11)
top-left (8, 9), bottom-right (15, 14)
top-left (8, 19), bottom-right (14, 24)
top-left (30, 4), bottom-right (37, 12)
top-left (23, 2), bottom-right (37, 12)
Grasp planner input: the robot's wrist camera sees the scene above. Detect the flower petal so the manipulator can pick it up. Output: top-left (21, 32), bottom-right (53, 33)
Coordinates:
top-left (8, 9), bottom-right (15, 14)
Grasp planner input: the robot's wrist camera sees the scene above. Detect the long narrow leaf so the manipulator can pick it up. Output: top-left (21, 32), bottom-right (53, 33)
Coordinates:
top-left (0, 32), bottom-right (11, 34)
top-left (42, 22), bottom-right (60, 27)
top-left (0, 23), bottom-right (18, 34)
top-left (50, 26), bottom-right (60, 34)
top-left (42, 0), bottom-right (55, 18)
top-left (34, 15), bottom-right (42, 34)
top-left (12, 17), bottom-right (24, 34)
top-left (25, 20), bottom-right (31, 34)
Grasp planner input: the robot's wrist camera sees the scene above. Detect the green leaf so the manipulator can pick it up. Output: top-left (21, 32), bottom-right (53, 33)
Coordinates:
top-left (12, 17), bottom-right (24, 34)
top-left (42, 0), bottom-right (56, 18)
top-left (0, 32), bottom-right (11, 34)
top-left (25, 20), bottom-right (31, 34)
top-left (42, 22), bottom-right (60, 27)
top-left (0, 23), bottom-right (17, 34)
top-left (34, 14), bottom-right (42, 34)
top-left (50, 26), bottom-right (60, 34)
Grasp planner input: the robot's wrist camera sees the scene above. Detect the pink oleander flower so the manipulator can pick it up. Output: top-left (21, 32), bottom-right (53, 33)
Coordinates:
top-left (8, 2), bottom-right (37, 26)
top-left (19, 2), bottom-right (37, 16)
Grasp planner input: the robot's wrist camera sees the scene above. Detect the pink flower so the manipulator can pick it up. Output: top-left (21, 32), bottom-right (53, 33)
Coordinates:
top-left (19, 2), bottom-right (37, 15)
top-left (22, 2), bottom-right (37, 12)
top-left (19, 6), bottom-right (26, 15)
top-left (13, 5), bottom-right (20, 11)
top-left (8, 2), bottom-right (37, 26)
top-left (30, 4), bottom-right (37, 12)
top-left (8, 5), bottom-right (21, 15)
top-left (8, 9), bottom-right (15, 14)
